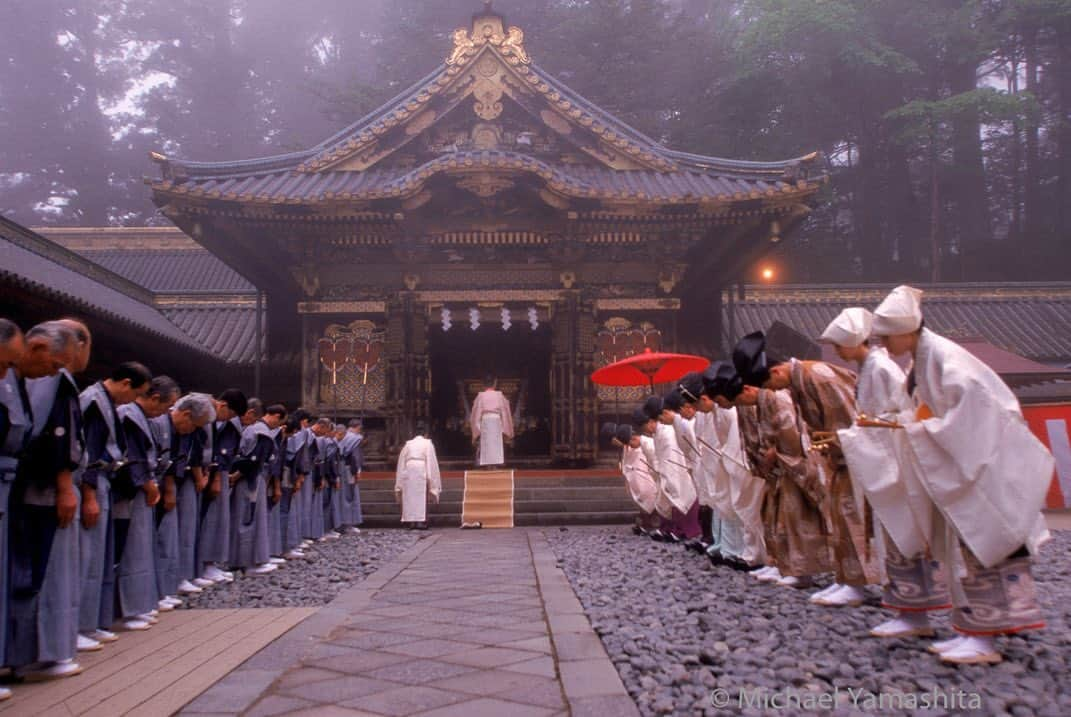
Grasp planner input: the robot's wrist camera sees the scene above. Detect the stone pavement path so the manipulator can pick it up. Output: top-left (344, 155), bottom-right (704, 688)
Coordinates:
top-left (182, 529), bottom-right (639, 717)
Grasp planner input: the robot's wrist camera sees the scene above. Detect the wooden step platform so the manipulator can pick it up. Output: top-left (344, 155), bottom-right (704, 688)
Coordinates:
top-left (462, 469), bottom-right (515, 528)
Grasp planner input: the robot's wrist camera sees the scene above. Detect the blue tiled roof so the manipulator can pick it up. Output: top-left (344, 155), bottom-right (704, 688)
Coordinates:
top-left (78, 250), bottom-right (253, 293)
top-left (0, 217), bottom-right (217, 356)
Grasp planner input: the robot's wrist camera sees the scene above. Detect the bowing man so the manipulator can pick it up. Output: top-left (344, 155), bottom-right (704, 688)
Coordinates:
top-left (8, 321), bottom-right (84, 680)
top-left (872, 285), bottom-right (1051, 665)
top-left (735, 330), bottom-right (878, 606)
top-left (115, 376), bottom-right (178, 629)
top-left (1, 320), bottom-right (57, 695)
top-left (612, 423), bottom-right (659, 535)
top-left (77, 362), bottom-right (151, 652)
top-left (197, 389), bottom-right (246, 585)
top-left (230, 403), bottom-right (286, 575)
top-left (821, 308), bottom-right (951, 640)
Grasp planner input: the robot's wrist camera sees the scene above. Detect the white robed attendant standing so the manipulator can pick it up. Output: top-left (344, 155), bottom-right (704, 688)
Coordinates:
top-left (395, 425), bottom-right (442, 527)
top-left (871, 285), bottom-right (1052, 665)
top-left (470, 378), bottom-right (514, 467)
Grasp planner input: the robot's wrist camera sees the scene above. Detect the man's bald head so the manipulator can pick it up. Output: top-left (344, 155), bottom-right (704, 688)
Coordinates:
top-left (57, 318), bottom-right (92, 373)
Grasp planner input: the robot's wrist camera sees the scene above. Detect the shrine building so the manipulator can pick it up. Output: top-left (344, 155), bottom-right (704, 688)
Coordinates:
top-left (145, 5), bottom-right (826, 464)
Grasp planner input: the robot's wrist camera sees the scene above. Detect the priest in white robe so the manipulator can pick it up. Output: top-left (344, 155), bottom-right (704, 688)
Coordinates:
top-left (825, 307), bottom-right (951, 638)
top-left (693, 367), bottom-right (767, 568)
top-left (470, 376), bottom-right (514, 468)
top-left (651, 393), bottom-right (701, 540)
top-left (678, 371), bottom-right (760, 567)
top-left (613, 424), bottom-right (659, 533)
top-left (395, 423), bottom-right (441, 529)
top-left (872, 285), bottom-right (1051, 665)
top-left (633, 406), bottom-right (674, 540)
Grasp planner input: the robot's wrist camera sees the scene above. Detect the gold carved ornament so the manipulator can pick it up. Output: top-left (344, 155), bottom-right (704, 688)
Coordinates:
top-left (455, 172), bottom-right (515, 198)
top-left (473, 84), bottom-right (504, 120)
top-left (445, 20), bottom-right (531, 67)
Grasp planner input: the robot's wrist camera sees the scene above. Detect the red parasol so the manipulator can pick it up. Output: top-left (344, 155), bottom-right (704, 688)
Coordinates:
top-left (590, 348), bottom-right (710, 391)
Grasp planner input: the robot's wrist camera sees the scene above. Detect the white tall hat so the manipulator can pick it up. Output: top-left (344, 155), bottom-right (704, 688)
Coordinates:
top-left (871, 285), bottom-right (924, 335)
top-left (820, 307), bottom-right (873, 347)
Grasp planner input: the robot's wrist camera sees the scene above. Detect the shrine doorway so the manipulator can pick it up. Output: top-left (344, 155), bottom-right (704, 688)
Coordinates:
top-left (427, 319), bottom-right (552, 459)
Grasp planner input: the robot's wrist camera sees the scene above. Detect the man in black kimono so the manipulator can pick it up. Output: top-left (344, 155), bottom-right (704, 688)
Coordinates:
top-left (197, 389), bottom-right (246, 584)
top-left (115, 376), bottom-right (178, 629)
top-left (1, 320), bottom-right (36, 699)
top-left (76, 362), bottom-right (151, 653)
top-left (8, 321), bottom-right (85, 680)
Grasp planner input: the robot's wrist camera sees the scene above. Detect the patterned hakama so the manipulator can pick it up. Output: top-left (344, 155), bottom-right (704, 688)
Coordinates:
top-left (881, 528), bottom-right (951, 612)
top-left (951, 545), bottom-right (1045, 636)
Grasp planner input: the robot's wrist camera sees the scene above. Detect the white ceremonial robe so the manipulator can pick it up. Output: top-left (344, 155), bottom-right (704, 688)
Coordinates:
top-left (640, 435), bottom-right (673, 519)
top-left (903, 329), bottom-right (1052, 569)
top-left (395, 436), bottom-right (442, 523)
top-left (695, 412), bottom-right (731, 516)
top-left (621, 445), bottom-right (658, 514)
top-left (714, 406), bottom-right (766, 564)
top-left (838, 348), bottom-right (934, 557)
top-left (471, 389), bottom-right (514, 466)
top-left (653, 422), bottom-right (696, 514)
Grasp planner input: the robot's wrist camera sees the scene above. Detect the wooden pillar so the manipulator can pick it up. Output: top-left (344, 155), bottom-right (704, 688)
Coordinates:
top-left (383, 297), bottom-right (406, 458)
top-left (300, 313), bottom-right (317, 409)
top-left (550, 296), bottom-right (573, 463)
top-left (550, 291), bottom-right (599, 465)
top-left (575, 292), bottom-right (598, 463)
top-left (404, 295), bottom-right (430, 435)
top-left (384, 293), bottom-right (429, 458)
top-left (713, 282), bottom-right (726, 357)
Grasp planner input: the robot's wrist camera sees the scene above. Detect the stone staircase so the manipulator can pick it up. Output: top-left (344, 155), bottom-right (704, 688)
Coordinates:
top-left (353, 473), bottom-right (638, 528)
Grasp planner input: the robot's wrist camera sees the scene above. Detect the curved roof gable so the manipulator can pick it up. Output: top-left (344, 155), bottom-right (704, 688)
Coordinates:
top-left (152, 7), bottom-right (822, 194)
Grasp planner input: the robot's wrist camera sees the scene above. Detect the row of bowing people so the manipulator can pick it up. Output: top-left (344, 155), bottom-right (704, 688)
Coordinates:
top-left (613, 284), bottom-right (1052, 666)
top-left (0, 316), bottom-right (365, 696)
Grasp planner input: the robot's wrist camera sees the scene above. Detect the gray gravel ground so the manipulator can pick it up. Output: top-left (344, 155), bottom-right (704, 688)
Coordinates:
top-left (181, 529), bottom-right (423, 609)
top-left (547, 526), bottom-right (1071, 717)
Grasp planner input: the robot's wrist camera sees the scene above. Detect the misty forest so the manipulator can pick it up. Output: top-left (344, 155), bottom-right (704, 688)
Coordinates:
top-left (2, 0), bottom-right (1070, 283)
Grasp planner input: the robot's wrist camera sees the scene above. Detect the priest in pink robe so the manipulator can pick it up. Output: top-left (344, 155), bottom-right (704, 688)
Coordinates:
top-left (470, 376), bottom-right (514, 468)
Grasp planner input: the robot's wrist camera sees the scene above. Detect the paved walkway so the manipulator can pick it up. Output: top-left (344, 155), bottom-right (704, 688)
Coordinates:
top-left (0, 607), bottom-right (314, 716)
top-left (182, 529), bottom-right (638, 717)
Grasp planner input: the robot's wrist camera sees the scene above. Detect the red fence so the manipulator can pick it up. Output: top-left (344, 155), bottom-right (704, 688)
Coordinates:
top-left (1022, 404), bottom-right (1071, 509)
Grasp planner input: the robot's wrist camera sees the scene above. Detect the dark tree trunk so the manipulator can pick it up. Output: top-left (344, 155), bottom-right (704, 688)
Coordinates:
top-left (1056, 19), bottom-right (1071, 255)
top-left (854, 132), bottom-right (889, 279)
top-left (885, 138), bottom-right (924, 279)
top-left (947, 58), bottom-right (991, 262)
top-left (1023, 26), bottom-right (1043, 244)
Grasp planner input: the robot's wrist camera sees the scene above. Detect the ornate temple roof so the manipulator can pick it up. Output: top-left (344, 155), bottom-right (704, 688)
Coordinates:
top-left (149, 7), bottom-right (824, 213)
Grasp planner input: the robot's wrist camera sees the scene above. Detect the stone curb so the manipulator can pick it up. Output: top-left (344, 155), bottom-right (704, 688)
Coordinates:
top-left (527, 528), bottom-right (641, 717)
top-left (179, 532), bottom-right (442, 716)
